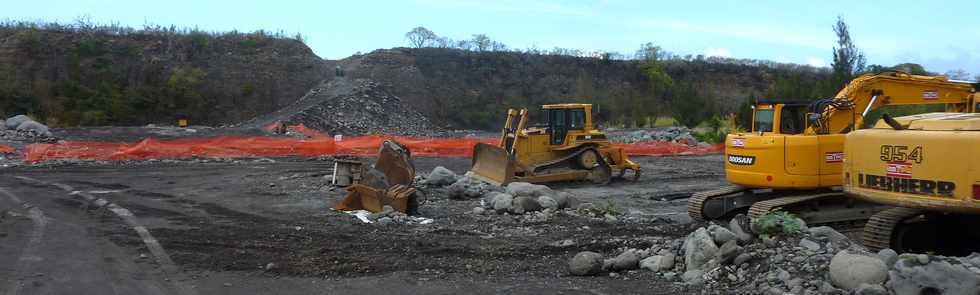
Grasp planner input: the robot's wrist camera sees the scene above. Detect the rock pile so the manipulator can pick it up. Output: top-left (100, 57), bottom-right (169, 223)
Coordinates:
top-left (567, 213), bottom-right (980, 295)
top-left (244, 78), bottom-right (445, 137)
top-left (609, 127), bottom-right (702, 146)
top-left (356, 205), bottom-right (433, 226)
top-left (1, 115), bottom-right (56, 143)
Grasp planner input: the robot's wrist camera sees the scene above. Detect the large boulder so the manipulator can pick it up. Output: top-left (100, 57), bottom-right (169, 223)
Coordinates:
top-left (808, 226), bottom-right (849, 244)
top-left (708, 224), bottom-right (737, 245)
top-left (607, 250), bottom-right (641, 271)
top-left (423, 166), bottom-right (458, 186)
top-left (489, 192), bottom-right (514, 214)
top-left (715, 240), bottom-right (742, 265)
top-left (16, 120), bottom-right (51, 137)
top-left (5, 115), bottom-right (31, 129)
top-left (511, 196), bottom-right (542, 214)
top-left (683, 227), bottom-right (719, 271)
top-left (886, 254), bottom-right (980, 295)
top-left (829, 250), bottom-right (888, 290)
top-left (447, 175), bottom-right (494, 199)
top-left (505, 182), bottom-right (555, 198)
top-left (640, 254), bottom-right (675, 272)
top-left (537, 196), bottom-right (558, 211)
top-left (728, 214), bottom-right (754, 244)
top-left (568, 251), bottom-right (604, 276)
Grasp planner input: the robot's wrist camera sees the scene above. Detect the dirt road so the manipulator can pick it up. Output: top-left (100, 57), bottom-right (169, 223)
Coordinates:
top-left (0, 155), bottom-right (725, 294)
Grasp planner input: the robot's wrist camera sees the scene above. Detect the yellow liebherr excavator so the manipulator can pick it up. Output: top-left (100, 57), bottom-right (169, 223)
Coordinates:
top-left (844, 112), bottom-right (980, 255)
top-left (468, 103), bottom-right (641, 186)
top-left (688, 72), bottom-right (977, 224)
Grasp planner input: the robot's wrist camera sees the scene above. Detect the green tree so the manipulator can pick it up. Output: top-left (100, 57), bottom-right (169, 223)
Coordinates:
top-left (892, 63), bottom-right (929, 75)
top-left (830, 16), bottom-right (866, 89)
top-left (405, 27), bottom-right (437, 48)
top-left (637, 42), bottom-right (674, 124)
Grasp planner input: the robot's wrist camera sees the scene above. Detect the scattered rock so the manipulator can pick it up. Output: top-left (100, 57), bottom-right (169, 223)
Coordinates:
top-left (472, 207), bottom-right (485, 215)
top-left (511, 196), bottom-right (542, 214)
top-left (876, 248), bottom-right (898, 268)
top-left (683, 227), bottom-right (719, 271)
top-left (640, 255), bottom-right (670, 272)
top-left (887, 254), bottom-right (980, 295)
top-left (855, 283), bottom-right (889, 295)
top-left (728, 214), bottom-right (754, 244)
top-left (808, 226), bottom-right (849, 244)
top-left (682, 269), bottom-right (705, 285)
top-left (489, 192), bottom-right (514, 214)
top-left (715, 240), bottom-right (741, 265)
top-left (708, 224), bottom-right (736, 245)
top-left (424, 166), bottom-right (458, 186)
top-left (733, 253), bottom-right (753, 265)
top-left (799, 238), bottom-right (820, 251)
top-left (553, 192), bottom-right (573, 209)
top-left (829, 250), bottom-right (888, 290)
top-left (568, 251), bottom-right (604, 276)
top-left (505, 182), bottom-right (555, 199)
top-left (447, 175), bottom-right (494, 199)
top-left (537, 196), bottom-right (558, 210)
top-left (608, 250), bottom-right (641, 271)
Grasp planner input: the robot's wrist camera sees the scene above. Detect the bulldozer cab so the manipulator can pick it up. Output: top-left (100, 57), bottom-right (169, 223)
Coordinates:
top-left (542, 104), bottom-right (591, 145)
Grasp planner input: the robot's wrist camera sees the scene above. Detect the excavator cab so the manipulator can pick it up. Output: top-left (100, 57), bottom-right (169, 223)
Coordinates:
top-left (468, 103), bottom-right (641, 186)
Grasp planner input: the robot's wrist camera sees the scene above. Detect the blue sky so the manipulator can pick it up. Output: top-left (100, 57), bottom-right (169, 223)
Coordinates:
top-left (6, 0), bottom-right (980, 77)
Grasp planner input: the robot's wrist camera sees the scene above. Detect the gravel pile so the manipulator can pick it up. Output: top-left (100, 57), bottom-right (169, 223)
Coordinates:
top-left (608, 127), bottom-right (702, 146)
top-left (567, 213), bottom-right (980, 294)
top-left (244, 78), bottom-right (444, 137)
top-left (1, 114), bottom-right (57, 143)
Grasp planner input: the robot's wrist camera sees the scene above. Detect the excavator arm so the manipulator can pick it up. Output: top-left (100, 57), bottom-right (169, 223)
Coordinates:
top-left (806, 72), bottom-right (975, 134)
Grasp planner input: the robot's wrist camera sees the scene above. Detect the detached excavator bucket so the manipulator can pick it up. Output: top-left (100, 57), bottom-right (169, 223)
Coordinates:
top-left (467, 143), bottom-right (515, 186)
top-left (334, 140), bottom-right (418, 214)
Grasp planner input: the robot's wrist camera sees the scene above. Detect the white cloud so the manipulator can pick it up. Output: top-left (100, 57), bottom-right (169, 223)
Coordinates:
top-left (806, 56), bottom-right (827, 68)
top-left (704, 47), bottom-right (731, 58)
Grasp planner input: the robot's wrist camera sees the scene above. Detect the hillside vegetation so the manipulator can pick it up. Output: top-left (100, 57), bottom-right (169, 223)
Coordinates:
top-left (0, 20), bottom-right (328, 126)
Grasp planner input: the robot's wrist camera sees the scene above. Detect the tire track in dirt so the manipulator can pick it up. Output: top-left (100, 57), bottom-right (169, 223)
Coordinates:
top-left (0, 187), bottom-right (47, 295)
top-left (14, 176), bottom-right (196, 295)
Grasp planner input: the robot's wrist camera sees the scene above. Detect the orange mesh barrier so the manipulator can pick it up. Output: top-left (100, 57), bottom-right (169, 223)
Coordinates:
top-left (0, 144), bottom-right (14, 154)
top-left (22, 125), bottom-right (723, 162)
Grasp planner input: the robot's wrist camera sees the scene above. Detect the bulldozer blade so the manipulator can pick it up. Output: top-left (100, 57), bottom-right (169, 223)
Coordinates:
top-left (468, 143), bottom-right (515, 186)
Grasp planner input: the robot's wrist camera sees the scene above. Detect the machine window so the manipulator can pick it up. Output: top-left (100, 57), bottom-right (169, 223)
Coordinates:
top-left (779, 106), bottom-right (806, 134)
top-left (569, 109), bottom-right (586, 129)
top-left (754, 109), bottom-right (774, 132)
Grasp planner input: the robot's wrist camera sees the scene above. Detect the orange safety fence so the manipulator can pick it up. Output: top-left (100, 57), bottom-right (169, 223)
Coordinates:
top-left (0, 144), bottom-right (14, 154)
top-left (22, 125), bottom-right (723, 162)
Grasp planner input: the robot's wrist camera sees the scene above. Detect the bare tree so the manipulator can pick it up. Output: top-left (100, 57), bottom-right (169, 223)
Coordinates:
top-left (405, 26), bottom-right (437, 48)
top-left (944, 69), bottom-right (971, 80)
top-left (471, 34), bottom-right (491, 51)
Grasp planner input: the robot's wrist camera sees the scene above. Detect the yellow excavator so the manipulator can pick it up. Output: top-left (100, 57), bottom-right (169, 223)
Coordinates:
top-left (845, 112), bottom-right (980, 255)
top-left (688, 72), bottom-right (977, 224)
top-left (468, 103), bottom-right (641, 186)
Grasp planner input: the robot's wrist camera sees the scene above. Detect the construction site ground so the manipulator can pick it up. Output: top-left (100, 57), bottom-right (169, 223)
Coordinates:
top-left (0, 152), bottom-right (724, 294)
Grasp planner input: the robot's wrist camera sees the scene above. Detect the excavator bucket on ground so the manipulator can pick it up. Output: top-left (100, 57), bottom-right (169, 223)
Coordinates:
top-left (334, 140), bottom-right (419, 214)
top-left (467, 143), bottom-right (515, 186)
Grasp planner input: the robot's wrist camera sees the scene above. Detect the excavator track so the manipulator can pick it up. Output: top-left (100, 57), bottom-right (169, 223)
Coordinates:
top-left (747, 192), bottom-right (842, 220)
top-left (863, 207), bottom-right (923, 252)
top-left (687, 185), bottom-right (748, 222)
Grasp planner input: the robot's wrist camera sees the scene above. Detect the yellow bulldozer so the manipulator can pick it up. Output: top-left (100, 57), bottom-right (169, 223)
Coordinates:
top-left (689, 71), bottom-right (978, 224)
top-left (844, 112), bottom-right (980, 255)
top-left (468, 103), bottom-right (641, 186)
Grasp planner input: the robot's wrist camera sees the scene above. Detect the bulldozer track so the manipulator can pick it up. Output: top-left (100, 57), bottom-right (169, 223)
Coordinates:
top-left (863, 207), bottom-right (923, 252)
top-left (687, 185), bottom-right (746, 222)
top-left (529, 146), bottom-right (594, 173)
top-left (746, 192), bottom-right (843, 220)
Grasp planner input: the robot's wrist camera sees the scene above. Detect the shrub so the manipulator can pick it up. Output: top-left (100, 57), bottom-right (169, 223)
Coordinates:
top-left (752, 210), bottom-right (803, 237)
